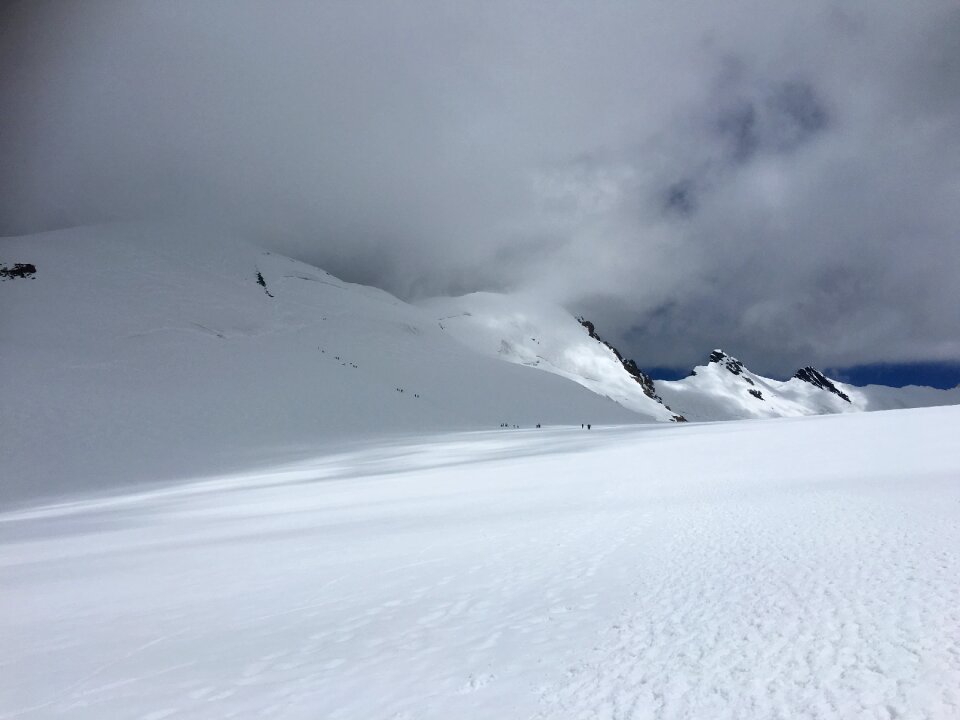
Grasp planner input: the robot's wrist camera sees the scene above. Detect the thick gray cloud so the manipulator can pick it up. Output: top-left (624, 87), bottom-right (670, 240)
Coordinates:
top-left (2, 0), bottom-right (958, 374)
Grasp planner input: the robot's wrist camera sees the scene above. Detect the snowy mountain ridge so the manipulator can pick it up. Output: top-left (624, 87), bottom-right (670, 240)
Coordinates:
top-left (3, 223), bottom-right (958, 502)
top-left (419, 292), bottom-right (960, 424)
top-left (417, 293), bottom-right (683, 422)
top-left (577, 318), bottom-right (674, 410)
top-left (655, 348), bottom-right (960, 422)
top-left (792, 366), bottom-right (852, 402)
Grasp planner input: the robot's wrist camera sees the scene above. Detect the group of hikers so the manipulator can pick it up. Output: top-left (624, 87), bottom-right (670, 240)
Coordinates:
top-left (498, 423), bottom-right (592, 429)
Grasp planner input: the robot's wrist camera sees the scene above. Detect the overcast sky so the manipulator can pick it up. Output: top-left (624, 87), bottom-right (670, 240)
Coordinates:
top-left (2, 0), bottom-right (958, 375)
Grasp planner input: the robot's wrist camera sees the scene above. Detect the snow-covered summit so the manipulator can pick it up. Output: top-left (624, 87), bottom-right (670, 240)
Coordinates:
top-left (657, 349), bottom-right (960, 422)
top-left (706, 348), bottom-right (748, 375)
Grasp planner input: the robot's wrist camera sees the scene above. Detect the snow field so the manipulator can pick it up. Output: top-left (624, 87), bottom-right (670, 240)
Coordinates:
top-left (2, 406), bottom-right (959, 719)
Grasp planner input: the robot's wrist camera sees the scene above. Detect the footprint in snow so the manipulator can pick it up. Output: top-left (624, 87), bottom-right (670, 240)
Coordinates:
top-left (458, 673), bottom-right (495, 694)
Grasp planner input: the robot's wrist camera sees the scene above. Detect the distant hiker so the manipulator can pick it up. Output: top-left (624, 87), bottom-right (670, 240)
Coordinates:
top-left (587, 424), bottom-right (591, 430)
top-left (581, 423), bottom-right (584, 429)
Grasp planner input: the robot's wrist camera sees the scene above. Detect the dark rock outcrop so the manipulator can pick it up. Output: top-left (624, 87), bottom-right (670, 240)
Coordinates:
top-left (256, 271), bottom-right (273, 297)
top-left (0, 263), bottom-right (36, 280)
top-left (748, 388), bottom-right (764, 400)
top-left (622, 358), bottom-right (660, 401)
top-left (793, 367), bottom-right (851, 403)
top-left (709, 349), bottom-right (747, 376)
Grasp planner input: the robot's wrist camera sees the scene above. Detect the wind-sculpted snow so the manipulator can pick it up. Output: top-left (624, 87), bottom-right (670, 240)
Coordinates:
top-left (2, 406), bottom-right (959, 719)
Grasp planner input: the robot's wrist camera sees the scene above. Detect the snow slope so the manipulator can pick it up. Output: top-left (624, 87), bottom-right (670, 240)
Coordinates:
top-left (0, 224), bottom-right (641, 504)
top-left (416, 298), bottom-right (960, 425)
top-left (418, 292), bottom-right (679, 421)
top-left (657, 350), bottom-right (960, 422)
top-left (2, 406), bottom-right (958, 719)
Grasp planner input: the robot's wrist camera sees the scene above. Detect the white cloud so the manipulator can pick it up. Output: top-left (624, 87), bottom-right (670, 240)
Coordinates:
top-left (1, 0), bottom-right (958, 373)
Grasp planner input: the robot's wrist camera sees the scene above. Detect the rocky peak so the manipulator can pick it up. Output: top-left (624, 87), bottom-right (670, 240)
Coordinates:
top-left (708, 349), bottom-right (747, 376)
top-left (793, 367), bottom-right (851, 403)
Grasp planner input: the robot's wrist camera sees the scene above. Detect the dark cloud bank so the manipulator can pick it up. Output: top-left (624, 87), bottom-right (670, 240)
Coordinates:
top-left (2, 0), bottom-right (959, 376)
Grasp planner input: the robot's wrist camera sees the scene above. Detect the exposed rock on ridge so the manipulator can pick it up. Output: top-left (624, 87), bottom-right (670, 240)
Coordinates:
top-left (710, 349), bottom-right (747, 376)
top-left (578, 318), bottom-right (686, 422)
top-left (794, 367), bottom-right (852, 403)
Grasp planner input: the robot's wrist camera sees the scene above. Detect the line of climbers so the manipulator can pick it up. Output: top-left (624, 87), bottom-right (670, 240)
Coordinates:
top-left (498, 423), bottom-right (591, 429)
